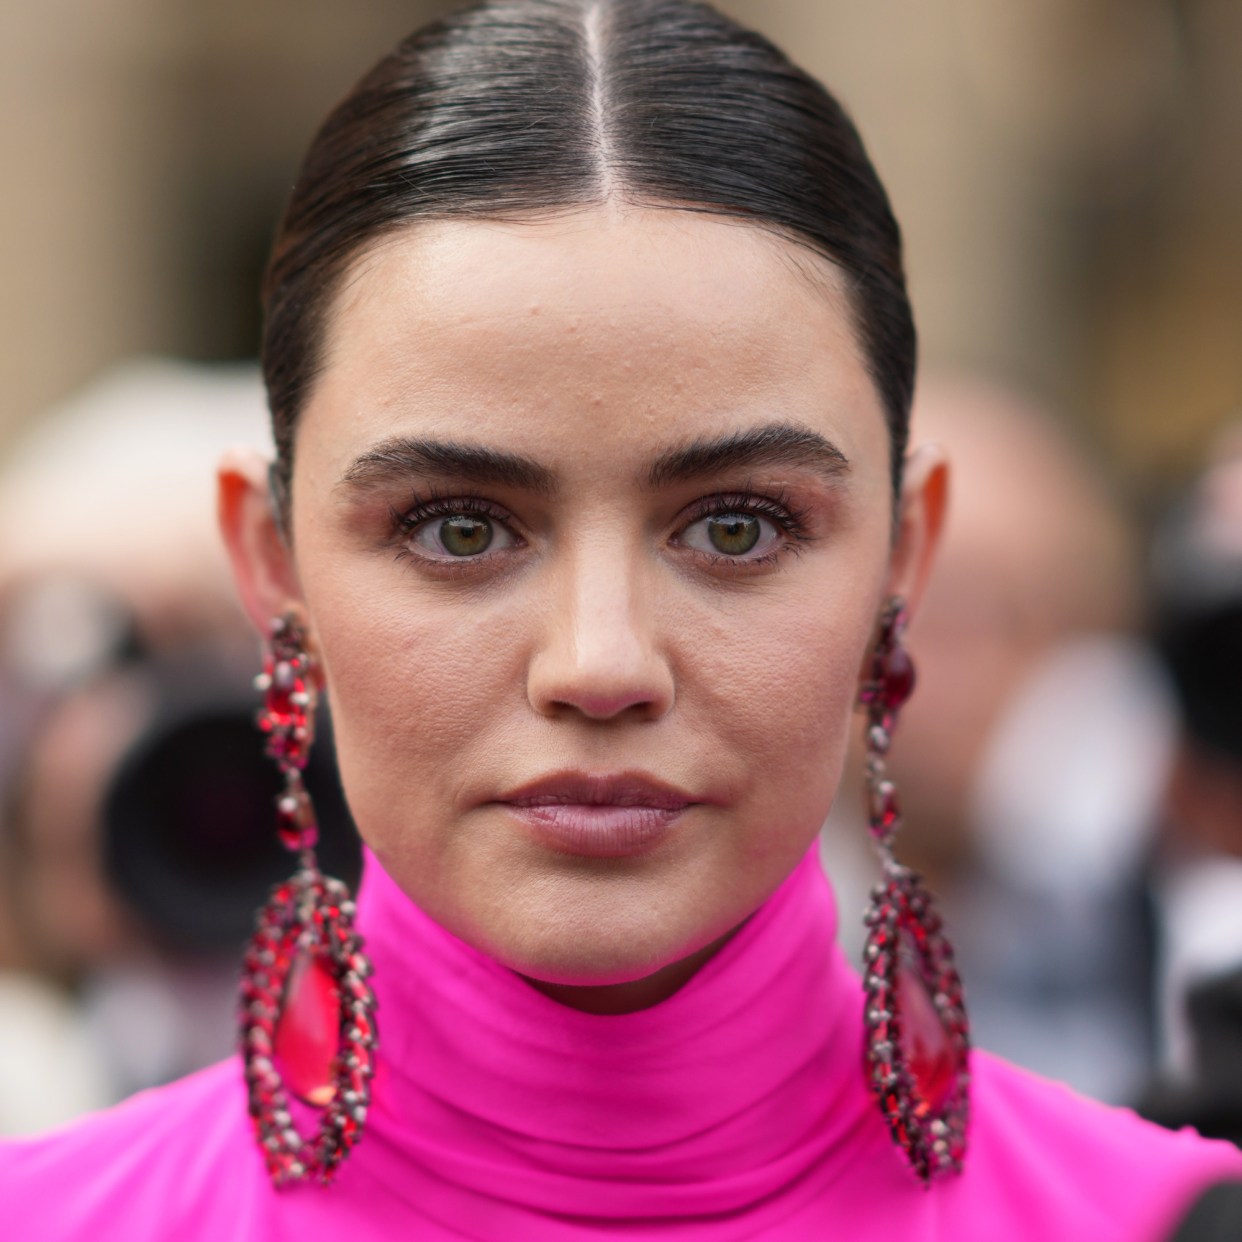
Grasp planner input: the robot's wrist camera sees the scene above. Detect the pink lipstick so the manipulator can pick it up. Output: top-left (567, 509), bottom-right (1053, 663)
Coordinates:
top-left (497, 772), bottom-right (696, 857)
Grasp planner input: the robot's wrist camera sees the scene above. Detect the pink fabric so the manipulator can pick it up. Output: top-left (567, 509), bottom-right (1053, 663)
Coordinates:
top-left (3, 846), bottom-right (1240, 1240)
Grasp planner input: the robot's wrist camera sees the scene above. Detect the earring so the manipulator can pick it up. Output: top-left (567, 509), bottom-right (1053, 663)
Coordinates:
top-left (238, 615), bottom-right (378, 1186)
top-left (859, 598), bottom-right (970, 1182)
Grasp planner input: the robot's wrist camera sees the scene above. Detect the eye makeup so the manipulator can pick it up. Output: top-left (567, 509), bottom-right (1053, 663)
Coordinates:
top-left (386, 481), bottom-right (815, 576)
top-left (670, 488), bottom-right (812, 570)
top-left (390, 493), bottom-right (523, 563)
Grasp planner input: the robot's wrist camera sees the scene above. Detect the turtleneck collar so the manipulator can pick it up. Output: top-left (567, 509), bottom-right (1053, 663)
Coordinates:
top-left (350, 845), bottom-right (879, 1232)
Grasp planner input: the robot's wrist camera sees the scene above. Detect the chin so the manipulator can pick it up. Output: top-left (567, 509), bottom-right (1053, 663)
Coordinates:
top-left (480, 889), bottom-right (715, 988)
top-left (518, 952), bottom-right (677, 990)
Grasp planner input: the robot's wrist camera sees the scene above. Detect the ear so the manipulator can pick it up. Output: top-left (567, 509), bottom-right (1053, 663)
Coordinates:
top-left (882, 442), bottom-right (950, 619)
top-left (217, 447), bottom-right (304, 635)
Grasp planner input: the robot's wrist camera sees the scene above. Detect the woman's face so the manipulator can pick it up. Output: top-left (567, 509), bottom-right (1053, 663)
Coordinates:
top-left (222, 208), bottom-right (944, 1001)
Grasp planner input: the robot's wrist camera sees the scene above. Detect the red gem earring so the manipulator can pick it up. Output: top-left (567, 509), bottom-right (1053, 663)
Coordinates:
top-left (859, 598), bottom-right (970, 1182)
top-left (238, 615), bottom-right (378, 1186)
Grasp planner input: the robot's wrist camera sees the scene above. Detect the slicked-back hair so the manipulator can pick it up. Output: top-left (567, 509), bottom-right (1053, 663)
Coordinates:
top-left (262, 0), bottom-right (916, 518)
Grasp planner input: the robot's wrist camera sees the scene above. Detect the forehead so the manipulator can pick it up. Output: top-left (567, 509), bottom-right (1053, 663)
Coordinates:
top-left (304, 207), bottom-right (887, 472)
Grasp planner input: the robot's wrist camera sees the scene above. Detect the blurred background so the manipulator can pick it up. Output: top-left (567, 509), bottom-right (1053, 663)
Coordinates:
top-left (1, 0), bottom-right (1241, 1139)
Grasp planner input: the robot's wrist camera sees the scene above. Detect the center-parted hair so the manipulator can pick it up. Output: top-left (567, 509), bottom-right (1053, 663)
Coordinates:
top-left (262, 0), bottom-right (916, 515)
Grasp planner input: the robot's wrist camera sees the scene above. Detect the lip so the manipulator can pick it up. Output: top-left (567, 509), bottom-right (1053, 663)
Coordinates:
top-left (495, 771), bottom-right (699, 857)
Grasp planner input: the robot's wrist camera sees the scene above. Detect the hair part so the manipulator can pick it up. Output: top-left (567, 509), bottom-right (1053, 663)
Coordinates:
top-left (262, 0), bottom-right (916, 526)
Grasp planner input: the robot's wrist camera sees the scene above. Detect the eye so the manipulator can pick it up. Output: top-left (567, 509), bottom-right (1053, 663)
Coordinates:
top-left (409, 513), bottom-right (516, 559)
top-left (679, 511), bottom-right (782, 559)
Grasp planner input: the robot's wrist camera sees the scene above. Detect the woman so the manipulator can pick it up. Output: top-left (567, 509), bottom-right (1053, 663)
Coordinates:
top-left (4, 1), bottom-right (1239, 1237)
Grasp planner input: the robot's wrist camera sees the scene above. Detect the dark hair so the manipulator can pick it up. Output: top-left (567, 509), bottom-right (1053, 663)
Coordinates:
top-left (262, 0), bottom-right (916, 518)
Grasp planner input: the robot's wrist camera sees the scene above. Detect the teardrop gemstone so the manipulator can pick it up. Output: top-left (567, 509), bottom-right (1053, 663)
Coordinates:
top-left (896, 959), bottom-right (955, 1110)
top-left (274, 950), bottom-right (340, 1107)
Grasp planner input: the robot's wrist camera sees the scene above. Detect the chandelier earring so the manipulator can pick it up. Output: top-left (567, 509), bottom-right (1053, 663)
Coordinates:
top-left (238, 614), bottom-right (378, 1186)
top-left (859, 597), bottom-right (970, 1182)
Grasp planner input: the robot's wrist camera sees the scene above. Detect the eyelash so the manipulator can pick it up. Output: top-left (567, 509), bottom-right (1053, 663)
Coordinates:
top-left (680, 489), bottom-right (809, 540)
top-left (390, 491), bottom-right (516, 538)
top-left (388, 487), bottom-right (810, 567)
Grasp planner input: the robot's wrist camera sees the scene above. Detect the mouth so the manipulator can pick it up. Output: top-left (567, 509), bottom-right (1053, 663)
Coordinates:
top-left (495, 771), bottom-right (699, 857)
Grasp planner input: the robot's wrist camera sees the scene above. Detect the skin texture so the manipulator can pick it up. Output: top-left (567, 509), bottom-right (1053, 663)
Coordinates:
top-left (220, 206), bottom-right (946, 1013)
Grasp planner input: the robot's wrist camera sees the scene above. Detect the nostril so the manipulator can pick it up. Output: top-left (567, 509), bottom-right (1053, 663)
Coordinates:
top-left (554, 691), bottom-right (659, 720)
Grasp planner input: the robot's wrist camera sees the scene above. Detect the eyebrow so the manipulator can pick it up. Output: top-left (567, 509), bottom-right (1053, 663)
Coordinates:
top-left (337, 421), bottom-right (849, 498)
top-left (646, 423), bottom-right (849, 488)
top-left (339, 436), bottom-right (557, 495)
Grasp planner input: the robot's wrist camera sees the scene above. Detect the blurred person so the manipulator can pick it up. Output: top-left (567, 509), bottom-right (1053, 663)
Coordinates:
top-left (3, 4), bottom-right (1240, 1240)
top-left (0, 360), bottom-right (360, 1128)
top-left (1140, 423), bottom-right (1242, 1148)
top-left (0, 356), bottom-right (271, 646)
top-left (825, 375), bottom-right (1173, 1104)
top-left (892, 375), bottom-right (1141, 880)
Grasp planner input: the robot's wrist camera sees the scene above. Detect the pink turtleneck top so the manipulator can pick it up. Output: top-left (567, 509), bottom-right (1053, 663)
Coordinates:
top-left (3, 846), bottom-right (1240, 1240)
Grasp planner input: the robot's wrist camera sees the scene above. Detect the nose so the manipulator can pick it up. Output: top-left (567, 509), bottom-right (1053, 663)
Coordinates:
top-left (526, 540), bottom-right (674, 722)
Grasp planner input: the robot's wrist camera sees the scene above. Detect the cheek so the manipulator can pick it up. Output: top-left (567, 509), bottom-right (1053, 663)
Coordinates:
top-left (300, 564), bottom-right (533, 854)
top-left (672, 584), bottom-right (872, 828)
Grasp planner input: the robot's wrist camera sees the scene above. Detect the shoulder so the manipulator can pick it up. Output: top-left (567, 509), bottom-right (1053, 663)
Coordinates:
top-left (0, 1058), bottom-right (272, 1242)
top-left (948, 1051), bottom-right (1242, 1242)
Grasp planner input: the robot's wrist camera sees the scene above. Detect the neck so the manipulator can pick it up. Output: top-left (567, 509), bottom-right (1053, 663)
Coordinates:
top-left (521, 925), bottom-right (741, 1015)
top-left (350, 844), bottom-right (865, 1228)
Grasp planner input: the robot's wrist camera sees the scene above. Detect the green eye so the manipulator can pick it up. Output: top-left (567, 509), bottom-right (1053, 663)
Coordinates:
top-left (408, 507), bottom-right (518, 561)
top-left (438, 515), bottom-right (494, 556)
top-left (706, 513), bottom-right (761, 555)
